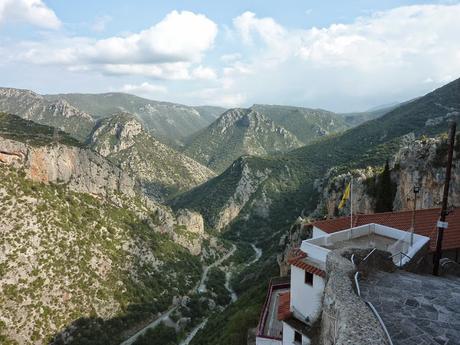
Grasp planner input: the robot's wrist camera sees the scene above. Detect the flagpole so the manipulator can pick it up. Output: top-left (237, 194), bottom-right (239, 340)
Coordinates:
top-left (350, 176), bottom-right (353, 229)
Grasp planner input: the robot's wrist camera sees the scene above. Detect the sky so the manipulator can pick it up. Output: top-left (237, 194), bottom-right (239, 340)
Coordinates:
top-left (1, 0), bottom-right (460, 111)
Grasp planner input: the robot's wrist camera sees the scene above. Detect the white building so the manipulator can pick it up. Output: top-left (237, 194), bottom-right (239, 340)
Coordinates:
top-left (255, 223), bottom-right (430, 345)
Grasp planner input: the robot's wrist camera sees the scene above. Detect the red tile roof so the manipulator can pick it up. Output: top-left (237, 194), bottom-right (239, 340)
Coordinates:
top-left (277, 292), bottom-right (291, 321)
top-left (287, 248), bottom-right (326, 277)
top-left (311, 208), bottom-right (460, 252)
top-left (287, 248), bottom-right (307, 261)
top-left (289, 258), bottom-right (326, 277)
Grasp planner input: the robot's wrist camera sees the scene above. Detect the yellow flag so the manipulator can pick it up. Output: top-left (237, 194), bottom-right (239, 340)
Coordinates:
top-left (338, 182), bottom-right (351, 209)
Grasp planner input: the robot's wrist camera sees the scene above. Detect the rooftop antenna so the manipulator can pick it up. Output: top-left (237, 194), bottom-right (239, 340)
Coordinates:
top-left (410, 184), bottom-right (420, 246)
top-left (433, 121), bottom-right (456, 276)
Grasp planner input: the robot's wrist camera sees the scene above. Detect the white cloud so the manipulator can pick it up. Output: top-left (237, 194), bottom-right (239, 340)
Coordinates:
top-left (91, 15), bottom-right (112, 32)
top-left (121, 82), bottom-right (167, 98)
top-left (190, 87), bottom-right (246, 107)
top-left (83, 10), bottom-right (217, 64)
top-left (14, 10), bottom-right (218, 81)
top-left (102, 62), bottom-right (192, 80)
top-left (233, 11), bottom-right (285, 46)
top-left (225, 4), bottom-right (460, 110)
top-left (3, 4), bottom-right (460, 110)
top-left (0, 0), bottom-right (61, 29)
top-left (191, 65), bottom-right (217, 80)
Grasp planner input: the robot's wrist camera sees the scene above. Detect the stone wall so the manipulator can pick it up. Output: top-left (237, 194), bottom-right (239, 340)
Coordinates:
top-left (320, 250), bottom-right (389, 345)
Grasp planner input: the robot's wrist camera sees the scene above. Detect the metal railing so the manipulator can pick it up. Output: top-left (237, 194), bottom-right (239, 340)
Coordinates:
top-left (363, 248), bottom-right (377, 262)
top-left (366, 301), bottom-right (394, 345)
top-left (389, 251), bottom-right (412, 266)
top-left (350, 249), bottom-right (394, 345)
top-left (354, 272), bottom-right (361, 297)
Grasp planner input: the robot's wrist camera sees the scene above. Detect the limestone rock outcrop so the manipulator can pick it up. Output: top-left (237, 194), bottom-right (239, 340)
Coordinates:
top-left (312, 135), bottom-right (460, 219)
top-left (0, 136), bottom-right (136, 199)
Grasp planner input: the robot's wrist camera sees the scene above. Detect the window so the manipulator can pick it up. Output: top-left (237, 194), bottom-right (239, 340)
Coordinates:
top-left (305, 271), bottom-right (313, 285)
top-left (294, 331), bottom-right (302, 343)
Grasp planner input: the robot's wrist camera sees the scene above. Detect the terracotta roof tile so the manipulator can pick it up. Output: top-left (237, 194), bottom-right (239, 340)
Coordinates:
top-left (277, 292), bottom-right (291, 321)
top-left (311, 208), bottom-right (460, 252)
top-left (287, 247), bottom-right (307, 261)
top-left (289, 257), bottom-right (326, 277)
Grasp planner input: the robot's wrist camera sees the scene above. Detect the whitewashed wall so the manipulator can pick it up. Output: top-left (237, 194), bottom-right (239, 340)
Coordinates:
top-left (282, 322), bottom-right (311, 345)
top-left (256, 336), bottom-right (282, 345)
top-left (290, 266), bottom-right (325, 323)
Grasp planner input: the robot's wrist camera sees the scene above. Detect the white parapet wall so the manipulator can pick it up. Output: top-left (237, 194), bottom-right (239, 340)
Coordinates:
top-left (301, 223), bottom-right (430, 267)
top-left (300, 237), bottom-right (329, 262)
top-left (256, 336), bottom-right (282, 345)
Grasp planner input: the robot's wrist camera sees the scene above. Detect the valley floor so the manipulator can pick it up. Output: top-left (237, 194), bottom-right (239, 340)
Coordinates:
top-left (120, 241), bottom-right (263, 345)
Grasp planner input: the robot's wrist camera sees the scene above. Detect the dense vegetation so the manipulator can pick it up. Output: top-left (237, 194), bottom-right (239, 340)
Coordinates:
top-left (133, 323), bottom-right (178, 345)
top-left (173, 77), bottom-right (460, 344)
top-left (250, 104), bottom-right (350, 142)
top-left (206, 268), bottom-right (231, 306)
top-left (0, 113), bottom-right (83, 147)
top-left (375, 161), bottom-right (397, 212)
top-left (0, 165), bottom-right (201, 344)
top-left (174, 77), bottom-right (460, 238)
top-left (183, 108), bottom-right (303, 173)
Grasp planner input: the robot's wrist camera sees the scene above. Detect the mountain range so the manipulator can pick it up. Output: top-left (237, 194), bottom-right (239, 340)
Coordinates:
top-left (183, 108), bottom-right (303, 172)
top-left (183, 78), bottom-right (460, 345)
top-left (1, 77), bottom-right (459, 345)
top-left (173, 77), bottom-right (460, 240)
top-left (0, 88), bottom-right (95, 142)
top-left (46, 92), bottom-right (226, 146)
top-left (89, 112), bottom-right (215, 199)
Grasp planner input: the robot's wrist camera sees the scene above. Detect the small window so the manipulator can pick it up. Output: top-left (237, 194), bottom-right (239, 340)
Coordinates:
top-left (294, 331), bottom-right (302, 343)
top-left (305, 271), bottom-right (313, 285)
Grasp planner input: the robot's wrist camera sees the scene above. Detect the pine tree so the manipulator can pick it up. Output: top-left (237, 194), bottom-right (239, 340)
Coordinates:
top-left (375, 160), bottom-right (395, 212)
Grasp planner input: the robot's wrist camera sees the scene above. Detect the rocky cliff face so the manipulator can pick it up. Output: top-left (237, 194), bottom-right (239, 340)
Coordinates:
top-left (0, 120), bottom-right (216, 343)
top-left (213, 158), bottom-right (272, 230)
top-left (0, 136), bottom-right (136, 200)
top-left (312, 134), bottom-right (460, 218)
top-left (89, 113), bottom-right (215, 200)
top-left (0, 131), bottom-right (212, 251)
top-left (184, 108), bottom-right (302, 172)
top-left (0, 88), bottom-right (95, 141)
top-left (176, 209), bottom-right (205, 234)
top-left (174, 209), bottom-right (206, 255)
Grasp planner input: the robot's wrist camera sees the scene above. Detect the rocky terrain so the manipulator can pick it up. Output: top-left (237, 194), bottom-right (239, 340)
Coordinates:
top-left (250, 104), bottom-right (350, 142)
top-left (47, 93), bottom-right (226, 146)
top-left (312, 134), bottom-right (460, 218)
top-left (184, 108), bottom-right (303, 172)
top-left (0, 88), bottom-right (95, 141)
top-left (174, 77), bottom-right (460, 243)
top-left (1, 75), bottom-right (460, 345)
top-left (89, 113), bottom-right (215, 200)
top-left (0, 115), bottom-right (220, 344)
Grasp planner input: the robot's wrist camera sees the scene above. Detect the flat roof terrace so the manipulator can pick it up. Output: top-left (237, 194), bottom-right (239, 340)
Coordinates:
top-left (301, 223), bottom-right (430, 267)
top-left (256, 277), bottom-right (290, 342)
top-left (360, 270), bottom-right (460, 345)
top-left (324, 233), bottom-right (398, 251)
